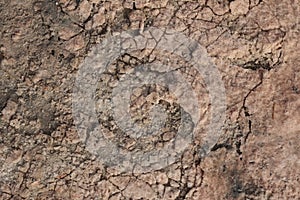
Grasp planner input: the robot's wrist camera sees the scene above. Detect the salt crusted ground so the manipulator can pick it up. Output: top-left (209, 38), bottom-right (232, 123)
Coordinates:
top-left (0, 0), bottom-right (299, 199)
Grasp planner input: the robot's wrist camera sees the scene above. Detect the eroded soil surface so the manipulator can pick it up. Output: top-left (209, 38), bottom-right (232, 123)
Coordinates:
top-left (0, 0), bottom-right (299, 199)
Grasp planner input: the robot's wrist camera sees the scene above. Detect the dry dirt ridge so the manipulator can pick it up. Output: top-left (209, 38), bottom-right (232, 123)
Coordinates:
top-left (0, 0), bottom-right (299, 199)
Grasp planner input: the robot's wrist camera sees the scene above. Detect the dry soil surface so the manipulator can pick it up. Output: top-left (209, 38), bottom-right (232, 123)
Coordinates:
top-left (0, 0), bottom-right (299, 199)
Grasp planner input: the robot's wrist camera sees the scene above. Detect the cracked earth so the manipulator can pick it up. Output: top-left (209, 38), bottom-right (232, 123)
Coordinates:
top-left (0, 0), bottom-right (299, 199)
